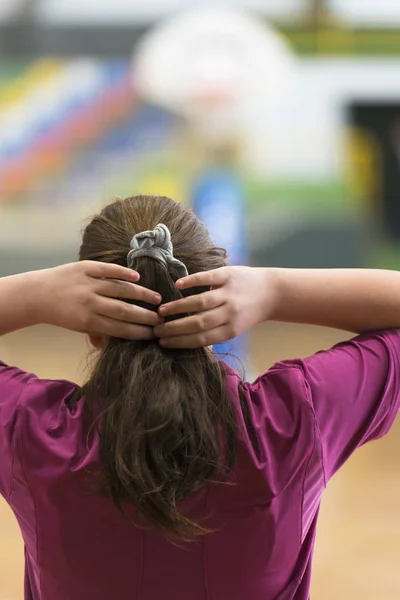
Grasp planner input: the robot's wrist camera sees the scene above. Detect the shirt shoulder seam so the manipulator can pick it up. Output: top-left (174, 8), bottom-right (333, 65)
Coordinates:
top-left (290, 364), bottom-right (328, 490)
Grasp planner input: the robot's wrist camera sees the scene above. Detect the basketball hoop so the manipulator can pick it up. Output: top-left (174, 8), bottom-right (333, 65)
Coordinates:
top-left (133, 7), bottom-right (295, 170)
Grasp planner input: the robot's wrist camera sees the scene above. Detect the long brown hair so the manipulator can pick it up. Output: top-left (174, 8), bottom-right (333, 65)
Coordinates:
top-left (79, 195), bottom-right (238, 542)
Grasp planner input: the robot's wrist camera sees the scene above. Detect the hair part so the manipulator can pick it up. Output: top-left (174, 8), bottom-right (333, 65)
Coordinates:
top-left (78, 195), bottom-right (238, 542)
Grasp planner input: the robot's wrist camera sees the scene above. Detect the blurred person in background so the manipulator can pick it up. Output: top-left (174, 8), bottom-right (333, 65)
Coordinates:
top-left (0, 194), bottom-right (400, 600)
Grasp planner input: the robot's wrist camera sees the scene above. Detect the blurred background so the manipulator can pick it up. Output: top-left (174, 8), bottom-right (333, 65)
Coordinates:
top-left (1, 1), bottom-right (400, 599)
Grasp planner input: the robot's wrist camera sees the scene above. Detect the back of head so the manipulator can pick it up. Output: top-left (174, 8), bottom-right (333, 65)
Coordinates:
top-left (79, 195), bottom-right (237, 542)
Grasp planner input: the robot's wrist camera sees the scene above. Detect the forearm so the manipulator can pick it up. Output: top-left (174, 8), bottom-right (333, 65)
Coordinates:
top-left (0, 271), bottom-right (44, 336)
top-left (269, 268), bottom-right (400, 333)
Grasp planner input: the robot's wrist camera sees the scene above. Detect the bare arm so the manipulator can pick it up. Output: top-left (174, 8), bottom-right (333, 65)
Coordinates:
top-left (0, 271), bottom-right (42, 336)
top-left (156, 267), bottom-right (400, 348)
top-left (270, 268), bottom-right (400, 333)
top-left (0, 263), bottom-right (162, 339)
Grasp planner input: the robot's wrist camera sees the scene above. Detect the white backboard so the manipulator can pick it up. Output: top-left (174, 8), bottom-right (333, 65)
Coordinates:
top-left (133, 8), bottom-right (296, 144)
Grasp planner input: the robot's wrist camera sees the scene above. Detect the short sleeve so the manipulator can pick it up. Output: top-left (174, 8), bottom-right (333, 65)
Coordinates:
top-left (283, 331), bottom-right (400, 482)
top-left (0, 362), bottom-right (35, 499)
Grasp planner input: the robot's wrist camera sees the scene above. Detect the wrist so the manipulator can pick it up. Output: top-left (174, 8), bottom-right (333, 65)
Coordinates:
top-left (0, 269), bottom-right (53, 338)
top-left (25, 269), bottom-right (52, 326)
top-left (257, 267), bottom-right (285, 323)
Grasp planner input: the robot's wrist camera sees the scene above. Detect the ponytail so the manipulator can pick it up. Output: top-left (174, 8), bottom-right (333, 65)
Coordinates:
top-left (83, 257), bottom-right (238, 542)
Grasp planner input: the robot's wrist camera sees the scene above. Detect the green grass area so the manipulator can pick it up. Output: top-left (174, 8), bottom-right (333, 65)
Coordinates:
top-left (244, 178), bottom-right (353, 216)
top-left (124, 153), bottom-right (354, 218)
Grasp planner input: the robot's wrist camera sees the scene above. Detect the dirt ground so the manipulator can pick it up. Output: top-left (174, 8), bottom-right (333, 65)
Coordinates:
top-left (0, 323), bottom-right (399, 599)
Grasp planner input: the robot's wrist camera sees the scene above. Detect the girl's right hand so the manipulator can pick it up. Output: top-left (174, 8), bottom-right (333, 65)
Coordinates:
top-left (39, 261), bottom-right (162, 340)
top-left (155, 266), bottom-right (276, 349)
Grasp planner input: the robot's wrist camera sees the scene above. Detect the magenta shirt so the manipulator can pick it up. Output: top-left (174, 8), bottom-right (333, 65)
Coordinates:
top-left (1, 330), bottom-right (399, 600)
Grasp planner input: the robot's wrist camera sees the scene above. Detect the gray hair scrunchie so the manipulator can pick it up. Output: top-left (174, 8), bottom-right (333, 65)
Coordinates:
top-left (127, 223), bottom-right (188, 280)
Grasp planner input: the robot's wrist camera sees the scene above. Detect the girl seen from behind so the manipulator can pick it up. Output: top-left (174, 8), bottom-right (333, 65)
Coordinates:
top-left (0, 194), bottom-right (399, 600)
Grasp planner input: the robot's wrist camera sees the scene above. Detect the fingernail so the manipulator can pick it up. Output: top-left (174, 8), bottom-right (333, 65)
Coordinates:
top-left (159, 306), bottom-right (167, 315)
top-left (159, 339), bottom-right (168, 347)
top-left (157, 316), bottom-right (165, 325)
top-left (175, 279), bottom-right (183, 288)
top-left (154, 294), bottom-right (162, 304)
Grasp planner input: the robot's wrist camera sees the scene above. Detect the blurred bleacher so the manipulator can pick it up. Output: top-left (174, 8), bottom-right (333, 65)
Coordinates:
top-left (0, 58), bottom-right (181, 271)
top-left (0, 59), bottom-right (178, 204)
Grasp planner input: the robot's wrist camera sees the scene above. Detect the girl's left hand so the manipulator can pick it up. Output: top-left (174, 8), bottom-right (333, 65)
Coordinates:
top-left (154, 266), bottom-right (272, 348)
top-left (38, 261), bottom-right (162, 340)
